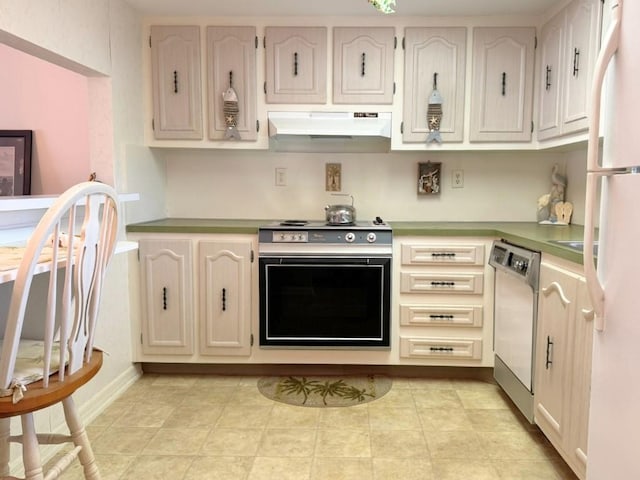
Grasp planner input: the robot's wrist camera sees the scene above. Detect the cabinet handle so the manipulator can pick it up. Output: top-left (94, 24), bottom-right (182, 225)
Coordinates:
top-left (545, 335), bottom-right (554, 369)
top-left (431, 252), bottom-right (456, 258)
top-left (573, 48), bottom-right (580, 76)
top-left (430, 346), bottom-right (454, 352)
top-left (429, 314), bottom-right (455, 320)
top-left (173, 70), bottom-right (178, 93)
top-left (293, 52), bottom-right (298, 76)
top-left (229, 70), bottom-right (233, 88)
top-left (361, 52), bottom-right (366, 76)
top-left (433, 72), bottom-right (438, 90)
top-left (162, 287), bottom-right (168, 310)
top-left (545, 65), bottom-right (552, 90)
top-left (222, 287), bottom-right (227, 312)
top-left (430, 281), bottom-right (456, 287)
top-left (501, 72), bottom-right (506, 96)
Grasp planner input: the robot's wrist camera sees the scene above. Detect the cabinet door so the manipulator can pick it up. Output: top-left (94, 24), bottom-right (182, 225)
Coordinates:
top-left (265, 27), bottom-right (327, 104)
top-left (139, 239), bottom-right (194, 355)
top-left (470, 27), bottom-right (535, 142)
top-left (537, 13), bottom-right (565, 141)
top-left (207, 26), bottom-right (257, 141)
top-left (534, 262), bottom-right (577, 445)
top-left (562, 0), bottom-right (601, 134)
top-left (568, 277), bottom-right (594, 478)
top-left (403, 27), bottom-right (466, 143)
top-left (150, 26), bottom-right (203, 140)
top-left (333, 27), bottom-right (395, 104)
top-left (199, 240), bottom-right (252, 356)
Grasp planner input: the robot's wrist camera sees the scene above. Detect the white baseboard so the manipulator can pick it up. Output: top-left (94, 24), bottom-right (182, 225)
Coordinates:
top-left (9, 364), bottom-right (143, 475)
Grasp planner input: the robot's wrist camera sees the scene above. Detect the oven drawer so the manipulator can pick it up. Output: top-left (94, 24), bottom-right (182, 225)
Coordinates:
top-left (400, 336), bottom-right (483, 359)
top-left (401, 243), bottom-right (485, 266)
top-left (400, 304), bottom-right (483, 327)
top-left (400, 272), bottom-right (484, 294)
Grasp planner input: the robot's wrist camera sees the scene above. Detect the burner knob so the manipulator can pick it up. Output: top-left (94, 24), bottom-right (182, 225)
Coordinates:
top-left (345, 232), bottom-right (356, 243)
top-left (367, 232), bottom-right (377, 243)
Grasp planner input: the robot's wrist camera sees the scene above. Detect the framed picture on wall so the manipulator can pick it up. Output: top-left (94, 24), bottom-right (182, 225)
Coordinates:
top-left (0, 130), bottom-right (32, 196)
top-left (418, 161), bottom-right (441, 195)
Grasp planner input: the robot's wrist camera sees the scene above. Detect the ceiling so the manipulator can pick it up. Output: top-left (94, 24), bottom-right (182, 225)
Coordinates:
top-left (123, 0), bottom-right (559, 18)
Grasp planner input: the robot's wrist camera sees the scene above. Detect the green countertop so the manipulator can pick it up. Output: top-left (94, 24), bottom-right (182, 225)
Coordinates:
top-left (126, 218), bottom-right (587, 264)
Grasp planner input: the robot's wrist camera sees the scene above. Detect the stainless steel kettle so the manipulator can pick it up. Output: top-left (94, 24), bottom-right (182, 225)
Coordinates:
top-left (325, 194), bottom-right (356, 225)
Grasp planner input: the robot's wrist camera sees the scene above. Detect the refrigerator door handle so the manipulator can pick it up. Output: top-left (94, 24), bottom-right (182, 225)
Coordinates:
top-left (584, 1), bottom-right (623, 331)
top-left (587, 1), bottom-right (622, 173)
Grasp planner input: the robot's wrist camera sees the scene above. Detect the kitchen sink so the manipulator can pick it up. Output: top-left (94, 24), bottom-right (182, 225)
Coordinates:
top-left (549, 239), bottom-right (599, 255)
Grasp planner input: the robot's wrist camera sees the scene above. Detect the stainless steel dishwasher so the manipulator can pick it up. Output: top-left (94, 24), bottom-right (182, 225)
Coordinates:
top-left (489, 240), bottom-right (541, 423)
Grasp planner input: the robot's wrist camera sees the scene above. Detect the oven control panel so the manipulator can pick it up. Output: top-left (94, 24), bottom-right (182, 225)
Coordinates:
top-left (272, 231), bottom-right (309, 243)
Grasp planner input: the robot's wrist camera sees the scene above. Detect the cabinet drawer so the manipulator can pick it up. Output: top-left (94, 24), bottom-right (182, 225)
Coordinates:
top-left (400, 304), bottom-right (483, 327)
top-left (400, 272), bottom-right (484, 294)
top-left (401, 243), bottom-right (485, 265)
top-left (400, 336), bottom-right (482, 359)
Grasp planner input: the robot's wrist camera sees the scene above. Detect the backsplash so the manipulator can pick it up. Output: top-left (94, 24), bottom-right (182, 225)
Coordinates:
top-left (161, 148), bottom-right (586, 224)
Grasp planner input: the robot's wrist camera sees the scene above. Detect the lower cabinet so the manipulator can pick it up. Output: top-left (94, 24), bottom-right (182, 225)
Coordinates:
top-left (396, 237), bottom-right (493, 366)
top-left (535, 256), bottom-right (593, 480)
top-left (137, 234), bottom-right (254, 360)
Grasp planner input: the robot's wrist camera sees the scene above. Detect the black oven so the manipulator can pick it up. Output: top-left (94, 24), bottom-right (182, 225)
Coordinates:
top-left (258, 221), bottom-right (392, 348)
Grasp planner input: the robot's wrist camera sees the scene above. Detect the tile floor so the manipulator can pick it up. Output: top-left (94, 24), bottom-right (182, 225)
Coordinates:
top-left (54, 373), bottom-right (578, 479)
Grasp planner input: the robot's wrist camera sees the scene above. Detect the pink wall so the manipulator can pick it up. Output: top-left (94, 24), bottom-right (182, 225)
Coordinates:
top-left (0, 43), bottom-right (90, 194)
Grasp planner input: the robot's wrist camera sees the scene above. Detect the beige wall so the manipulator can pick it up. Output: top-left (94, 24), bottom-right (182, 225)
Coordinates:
top-left (163, 148), bottom-right (587, 224)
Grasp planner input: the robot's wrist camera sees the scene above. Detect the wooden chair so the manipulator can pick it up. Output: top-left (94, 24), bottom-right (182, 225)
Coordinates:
top-left (0, 182), bottom-right (119, 479)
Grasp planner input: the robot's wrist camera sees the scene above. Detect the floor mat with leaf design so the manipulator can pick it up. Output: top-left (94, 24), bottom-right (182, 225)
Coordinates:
top-left (257, 375), bottom-right (392, 407)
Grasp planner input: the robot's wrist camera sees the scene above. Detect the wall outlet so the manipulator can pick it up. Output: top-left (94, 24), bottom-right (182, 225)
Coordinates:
top-left (275, 167), bottom-right (287, 186)
top-left (452, 169), bottom-right (464, 188)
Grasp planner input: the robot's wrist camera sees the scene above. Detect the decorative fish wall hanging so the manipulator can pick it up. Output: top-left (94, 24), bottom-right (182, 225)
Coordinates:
top-left (223, 71), bottom-right (241, 140)
top-left (426, 73), bottom-right (443, 144)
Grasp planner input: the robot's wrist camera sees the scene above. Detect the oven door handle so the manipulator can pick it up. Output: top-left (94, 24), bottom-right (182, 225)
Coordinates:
top-left (265, 257), bottom-right (387, 265)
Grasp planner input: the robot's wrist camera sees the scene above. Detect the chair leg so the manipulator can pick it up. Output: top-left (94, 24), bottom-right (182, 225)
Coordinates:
top-left (21, 414), bottom-right (44, 480)
top-left (0, 417), bottom-right (10, 476)
top-left (62, 396), bottom-right (100, 480)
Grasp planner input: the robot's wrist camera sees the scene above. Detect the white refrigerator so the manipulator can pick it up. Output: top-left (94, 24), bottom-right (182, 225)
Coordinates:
top-left (584, 1), bottom-right (640, 478)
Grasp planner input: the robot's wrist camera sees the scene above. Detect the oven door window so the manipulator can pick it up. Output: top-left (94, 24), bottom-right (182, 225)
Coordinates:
top-left (259, 257), bottom-right (391, 347)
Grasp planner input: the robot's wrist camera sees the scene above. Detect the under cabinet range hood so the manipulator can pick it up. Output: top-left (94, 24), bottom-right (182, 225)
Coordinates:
top-left (267, 111), bottom-right (392, 153)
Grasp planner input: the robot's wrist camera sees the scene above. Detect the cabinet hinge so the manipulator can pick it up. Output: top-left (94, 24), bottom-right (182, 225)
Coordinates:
top-left (255, 36), bottom-right (258, 49)
top-left (400, 121), bottom-right (403, 134)
top-left (394, 36), bottom-right (397, 49)
top-left (402, 37), bottom-right (405, 50)
top-left (256, 120), bottom-right (260, 133)
top-left (251, 250), bottom-right (255, 262)
top-left (251, 334), bottom-right (254, 346)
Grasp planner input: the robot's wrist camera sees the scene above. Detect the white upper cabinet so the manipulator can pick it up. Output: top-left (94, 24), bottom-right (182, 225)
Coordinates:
top-left (402, 27), bottom-right (466, 143)
top-left (206, 26), bottom-right (258, 141)
top-left (470, 27), bottom-right (536, 142)
top-left (538, 0), bottom-right (601, 141)
top-left (150, 25), bottom-right (203, 140)
top-left (333, 27), bottom-right (395, 104)
top-left (537, 13), bottom-right (565, 139)
top-left (265, 27), bottom-right (327, 104)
